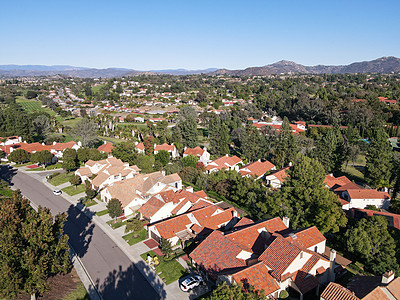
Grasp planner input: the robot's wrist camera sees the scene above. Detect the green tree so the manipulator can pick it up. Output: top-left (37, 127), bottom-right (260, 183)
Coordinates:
top-left (62, 148), bottom-right (79, 171)
top-left (32, 115), bottom-right (52, 140)
top-left (365, 127), bottom-right (393, 188)
top-left (182, 154), bottom-right (198, 168)
top-left (73, 118), bottom-right (98, 147)
top-left (124, 217), bottom-right (142, 234)
top-left (107, 198), bottom-right (123, 220)
top-left (155, 150), bottom-right (170, 166)
top-left (77, 147), bottom-right (90, 163)
top-left (136, 155), bottom-right (155, 173)
top-left (8, 149), bottom-right (30, 164)
top-left (26, 90), bottom-right (38, 99)
top-left (272, 117), bottom-right (298, 168)
top-left (260, 156), bottom-right (347, 233)
top-left (205, 282), bottom-right (265, 300)
top-left (176, 106), bottom-right (198, 148)
top-left (69, 175), bottom-right (82, 189)
top-left (111, 142), bottom-right (138, 165)
top-left (159, 238), bottom-right (173, 259)
top-left (344, 216), bottom-right (400, 275)
top-left (85, 187), bottom-right (96, 199)
top-left (209, 116), bottom-right (230, 156)
top-left (30, 150), bottom-right (53, 166)
top-left (0, 190), bottom-right (70, 300)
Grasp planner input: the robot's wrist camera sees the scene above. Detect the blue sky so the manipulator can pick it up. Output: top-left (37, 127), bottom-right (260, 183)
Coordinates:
top-left (1, 0), bottom-right (399, 70)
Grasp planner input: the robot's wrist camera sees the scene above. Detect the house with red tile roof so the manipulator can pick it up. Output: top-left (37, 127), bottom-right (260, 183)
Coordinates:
top-left (378, 96), bottom-right (397, 105)
top-left (97, 142), bottom-right (114, 155)
top-left (350, 208), bottom-right (400, 231)
top-left (239, 160), bottom-right (276, 180)
top-left (100, 171), bottom-right (182, 217)
top-left (147, 203), bottom-right (239, 246)
top-left (265, 166), bottom-right (291, 188)
top-left (205, 155), bottom-right (243, 173)
top-left (138, 189), bottom-right (213, 223)
top-left (324, 174), bottom-right (391, 210)
top-left (183, 146), bottom-right (210, 164)
top-left (190, 216), bottom-right (335, 300)
top-left (135, 142), bottom-right (145, 154)
top-left (154, 143), bottom-right (179, 158)
top-left (320, 282), bottom-right (359, 300)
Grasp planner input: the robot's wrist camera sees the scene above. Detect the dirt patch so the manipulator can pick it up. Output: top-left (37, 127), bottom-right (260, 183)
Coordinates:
top-left (16, 267), bottom-right (83, 300)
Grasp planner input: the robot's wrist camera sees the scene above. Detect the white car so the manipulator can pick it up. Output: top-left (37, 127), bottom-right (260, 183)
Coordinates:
top-left (179, 275), bottom-right (204, 292)
top-left (53, 190), bottom-right (62, 196)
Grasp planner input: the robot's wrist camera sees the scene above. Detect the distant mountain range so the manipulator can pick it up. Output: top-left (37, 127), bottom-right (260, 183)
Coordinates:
top-left (0, 57), bottom-right (399, 78)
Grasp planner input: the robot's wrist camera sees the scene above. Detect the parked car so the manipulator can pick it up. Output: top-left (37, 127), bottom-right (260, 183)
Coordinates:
top-left (179, 275), bottom-right (204, 292)
top-left (53, 190), bottom-right (62, 196)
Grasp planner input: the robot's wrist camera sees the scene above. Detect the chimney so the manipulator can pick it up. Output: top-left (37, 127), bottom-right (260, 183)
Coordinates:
top-left (135, 141), bottom-right (138, 145)
top-left (283, 216), bottom-right (290, 228)
top-left (232, 210), bottom-right (238, 218)
top-left (161, 170), bottom-right (166, 176)
top-left (104, 140), bottom-right (107, 144)
top-left (289, 162), bottom-right (293, 167)
top-left (186, 186), bottom-right (193, 193)
top-left (42, 142), bottom-right (45, 146)
top-left (383, 187), bottom-right (389, 193)
top-left (184, 147), bottom-right (187, 151)
top-left (204, 147), bottom-right (207, 151)
top-left (382, 270), bottom-right (395, 284)
top-left (53, 141), bottom-right (56, 145)
top-left (329, 249), bottom-right (336, 282)
top-left (225, 154), bottom-right (229, 157)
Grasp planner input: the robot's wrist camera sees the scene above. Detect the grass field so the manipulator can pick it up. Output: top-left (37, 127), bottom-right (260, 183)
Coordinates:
top-left (62, 184), bottom-right (86, 196)
top-left (91, 84), bottom-right (105, 94)
top-left (342, 154), bottom-right (366, 183)
top-left (96, 209), bottom-right (109, 216)
top-left (62, 282), bottom-right (89, 300)
top-left (98, 136), bottom-right (125, 144)
top-left (16, 97), bottom-right (56, 116)
top-left (48, 172), bottom-right (73, 186)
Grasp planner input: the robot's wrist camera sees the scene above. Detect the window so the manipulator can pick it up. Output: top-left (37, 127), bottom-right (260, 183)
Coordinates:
top-left (114, 175), bottom-right (119, 179)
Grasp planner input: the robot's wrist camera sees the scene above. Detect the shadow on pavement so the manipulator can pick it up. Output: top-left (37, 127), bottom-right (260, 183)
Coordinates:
top-left (0, 165), bottom-right (17, 185)
top-left (64, 204), bottom-right (95, 258)
top-left (90, 262), bottom-right (166, 300)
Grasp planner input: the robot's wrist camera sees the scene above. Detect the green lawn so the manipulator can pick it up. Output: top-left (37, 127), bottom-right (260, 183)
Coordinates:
top-left (140, 250), bottom-right (187, 285)
top-left (61, 282), bottom-right (89, 300)
top-left (342, 154), bottom-right (366, 183)
top-left (96, 209), bottom-right (109, 216)
top-left (123, 228), bottom-right (148, 245)
top-left (0, 189), bottom-right (13, 197)
top-left (48, 172), bottom-right (73, 186)
top-left (62, 184), bottom-right (86, 196)
top-left (107, 219), bottom-right (126, 229)
top-left (61, 118), bottom-right (81, 127)
top-left (83, 199), bottom-right (97, 207)
top-left (16, 96), bottom-right (56, 116)
top-left (14, 162), bottom-right (32, 167)
top-left (26, 163), bottom-right (63, 172)
top-left (91, 84), bottom-right (105, 94)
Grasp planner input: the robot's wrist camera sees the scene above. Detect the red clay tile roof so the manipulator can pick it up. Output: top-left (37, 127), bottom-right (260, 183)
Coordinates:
top-left (154, 214), bottom-right (192, 240)
top-left (321, 282), bottom-right (359, 300)
top-left (334, 182), bottom-right (362, 192)
top-left (324, 174), bottom-right (352, 189)
top-left (191, 206), bottom-right (236, 230)
top-left (287, 226), bottom-right (326, 249)
top-left (194, 190), bottom-right (208, 198)
top-left (188, 199), bottom-right (213, 211)
top-left (226, 217), bottom-right (288, 253)
top-left (183, 146), bottom-right (205, 157)
top-left (154, 143), bottom-right (175, 152)
top-left (191, 223), bottom-right (204, 234)
top-left (190, 230), bottom-right (247, 272)
top-left (363, 287), bottom-right (390, 300)
top-left (136, 142), bottom-right (145, 150)
top-left (138, 197), bottom-right (165, 220)
top-left (50, 141), bottom-right (77, 151)
top-left (171, 199), bottom-right (190, 215)
top-left (98, 142), bottom-right (115, 153)
top-left (233, 217), bottom-right (255, 228)
top-left (259, 235), bottom-right (302, 280)
top-left (232, 262), bottom-right (280, 296)
top-left (205, 155), bottom-right (242, 171)
top-left (353, 208), bottom-right (400, 230)
top-left (267, 166), bottom-right (290, 183)
top-left (386, 277), bottom-right (400, 299)
top-left (346, 189), bottom-right (390, 200)
top-left (239, 160), bottom-right (275, 178)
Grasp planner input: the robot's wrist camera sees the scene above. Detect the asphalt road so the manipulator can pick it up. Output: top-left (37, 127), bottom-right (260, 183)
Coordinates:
top-left (2, 167), bottom-right (161, 300)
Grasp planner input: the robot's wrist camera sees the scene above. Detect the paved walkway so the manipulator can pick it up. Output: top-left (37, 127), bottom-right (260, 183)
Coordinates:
top-left (21, 168), bottom-right (193, 300)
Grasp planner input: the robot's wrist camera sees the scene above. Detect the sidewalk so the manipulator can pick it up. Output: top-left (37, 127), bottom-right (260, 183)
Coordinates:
top-left (21, 169), bottom-right (190, 300)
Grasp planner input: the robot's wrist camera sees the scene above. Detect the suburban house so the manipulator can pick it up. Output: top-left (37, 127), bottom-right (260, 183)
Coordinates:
top-left (350, 208), bottom-right (400, 231)
top-left (138, 189), bottom-right (214, 223)
top-left (75, 157), bottom-right (140, 186)
top-left (100, 171), bottom-right (182, 216)
top-left (147, 203), bottom-right (240, 246)
top-left (265, 166), bottom-right (291, 188)
top-left (239, 160), bottom-right (276, 180)
top-left (135, 142), bottom-right (145, 154)
top-left (154, 143), bottom-right (179, 158)
top-left (0, 140), bottom-right (80, 159)
top-left (190, 217), bottom-right (335, 300)
top-left (324, 174), bottom-right (391, 210)
top-left (205, 155), bottom-right (243, 174)
top-left (321, 271), bottom-right (400, 300)
top-left (97, 142), bottom-right (114, 155)
top-left (0, 136), bottom-right (22, 146)
top-left (183, 146), bottom-right (211, 165)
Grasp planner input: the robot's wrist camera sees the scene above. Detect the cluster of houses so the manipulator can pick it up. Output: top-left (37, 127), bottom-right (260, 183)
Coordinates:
top-left (0, 136), bottom-right (81, 160)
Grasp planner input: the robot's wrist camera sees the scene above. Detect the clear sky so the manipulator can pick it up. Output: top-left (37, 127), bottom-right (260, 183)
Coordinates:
top-left (1, 0), bottom-right (399, 70)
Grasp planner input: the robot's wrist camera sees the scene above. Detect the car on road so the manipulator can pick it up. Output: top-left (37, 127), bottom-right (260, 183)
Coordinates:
top-left (53, 190), bottom-right (62, 196)
top-left (179, 275), bottom-right (204, 292)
